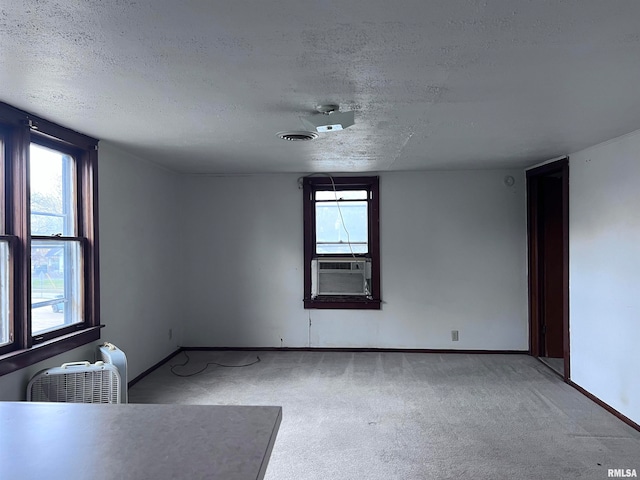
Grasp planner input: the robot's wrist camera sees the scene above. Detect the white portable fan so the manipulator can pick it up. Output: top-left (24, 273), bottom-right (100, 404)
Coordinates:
top-left (27, 361), bottom-right (121, 404)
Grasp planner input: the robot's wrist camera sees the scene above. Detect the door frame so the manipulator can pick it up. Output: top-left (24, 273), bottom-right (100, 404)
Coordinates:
top-left (526, 158), bottom-right (570, 380)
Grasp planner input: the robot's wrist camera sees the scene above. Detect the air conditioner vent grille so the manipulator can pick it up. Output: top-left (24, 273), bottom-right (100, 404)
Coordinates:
top-left (320, 262), bottom-right (354, 270)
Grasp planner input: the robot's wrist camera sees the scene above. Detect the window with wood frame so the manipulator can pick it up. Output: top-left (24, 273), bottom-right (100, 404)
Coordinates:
top-left (0, 102), bottom-right (100, 376)
top-left (303, 176), bottom-right (381, 309)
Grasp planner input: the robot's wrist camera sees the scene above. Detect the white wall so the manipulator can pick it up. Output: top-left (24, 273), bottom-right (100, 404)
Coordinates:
top-left (569, 129), bottom-right (640, 425)
top-left (180, 170), bottom-right (528, 350)
top-left (98, 142), bottom-right (183, 378)
top-left (0, 142), bottom-right (182, 400)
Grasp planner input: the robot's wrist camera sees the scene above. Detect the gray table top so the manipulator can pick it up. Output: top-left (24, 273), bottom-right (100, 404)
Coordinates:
top-left (0, 402), bottom-right (282, 480)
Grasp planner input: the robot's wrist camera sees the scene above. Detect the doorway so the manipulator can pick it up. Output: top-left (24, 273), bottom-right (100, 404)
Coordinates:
top-left (527, 158), bottom-right (569, 379)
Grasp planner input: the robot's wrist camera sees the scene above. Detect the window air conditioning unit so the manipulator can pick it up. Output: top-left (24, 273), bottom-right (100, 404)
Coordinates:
top-left (312, 258), bottom-right (371, 297)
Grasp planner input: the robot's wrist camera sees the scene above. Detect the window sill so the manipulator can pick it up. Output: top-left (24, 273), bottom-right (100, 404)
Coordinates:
top-left (0, 326), bottom-right (103, 376)
top-left (304, 297), bottom-right (381, 310)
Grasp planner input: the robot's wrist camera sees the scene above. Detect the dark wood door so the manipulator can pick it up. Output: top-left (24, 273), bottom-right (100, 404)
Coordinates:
top-left (540, 176), bottom-right (564, 358)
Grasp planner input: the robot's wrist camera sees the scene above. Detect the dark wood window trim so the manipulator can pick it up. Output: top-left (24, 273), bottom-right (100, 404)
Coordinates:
top-left (0, 101), bottom-right (101, 376)
top-left (303, 176), bottom-right (381, 310)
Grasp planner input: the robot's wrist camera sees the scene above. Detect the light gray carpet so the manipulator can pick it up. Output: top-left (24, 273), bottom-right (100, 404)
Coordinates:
top-left (539, 356), bottom-right (565, 376)
top-left (129, 351), bottom-right (640, 480)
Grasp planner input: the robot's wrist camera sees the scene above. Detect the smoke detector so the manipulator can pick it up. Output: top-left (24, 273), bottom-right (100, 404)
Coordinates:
top-left (300, 104), bottom-right (355, 133)
top-left (276, 131), bottom-right (319, 141)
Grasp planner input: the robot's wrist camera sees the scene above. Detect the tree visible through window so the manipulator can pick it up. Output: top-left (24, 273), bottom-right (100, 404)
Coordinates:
top-left (30, 144), bottom-right (83, 337)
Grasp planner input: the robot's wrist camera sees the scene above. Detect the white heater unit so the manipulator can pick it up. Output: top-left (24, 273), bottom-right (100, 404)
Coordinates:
top-left (97, 342), bottom-right (128, 404)
top-left (27, 361), bottom-right (121, 403)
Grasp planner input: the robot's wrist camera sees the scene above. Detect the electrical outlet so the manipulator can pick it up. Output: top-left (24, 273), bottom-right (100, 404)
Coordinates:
top-left (451, 330), bottom-right (459, 341)
top-left (168, 328), bottom-right (173, 340)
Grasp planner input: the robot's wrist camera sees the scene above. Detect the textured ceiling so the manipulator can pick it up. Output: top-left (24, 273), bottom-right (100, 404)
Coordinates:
top-left (1, 1), bottom-right (640, 174)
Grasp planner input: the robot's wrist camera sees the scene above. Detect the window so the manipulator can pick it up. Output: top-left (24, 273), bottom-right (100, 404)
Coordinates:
top-left (0, 101), bottom-right (100, 376)
top-left (303, 176), bottom-right (381, 309)
top-left (30, 143), bottom-right (84, 339)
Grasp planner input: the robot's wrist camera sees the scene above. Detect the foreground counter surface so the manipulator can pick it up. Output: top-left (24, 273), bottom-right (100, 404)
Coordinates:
top-left (0, 402), bottom-right (282, 480)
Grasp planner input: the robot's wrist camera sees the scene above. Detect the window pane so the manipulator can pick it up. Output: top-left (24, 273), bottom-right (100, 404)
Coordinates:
top-left (316, 200), bottom-right (368, 254)
top-left (30, 144), bottom-right (76, 236)
top-left (31, 239), bottom-right (83, 336)
top-left (316, 190), bottom-right (367, 201)
top-left (0, 240), bottom-right (10, 346)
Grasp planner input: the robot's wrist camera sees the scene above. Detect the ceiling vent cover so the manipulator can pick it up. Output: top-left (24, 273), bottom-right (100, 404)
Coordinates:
top-left (277, 131), bottom-right (318, 141)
